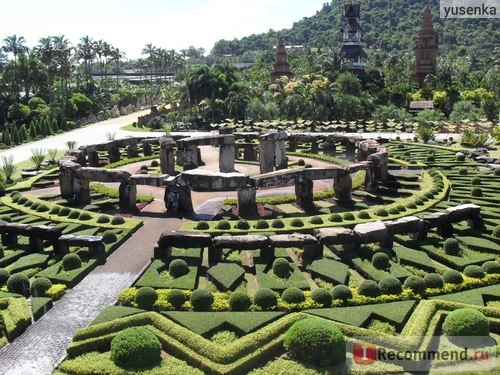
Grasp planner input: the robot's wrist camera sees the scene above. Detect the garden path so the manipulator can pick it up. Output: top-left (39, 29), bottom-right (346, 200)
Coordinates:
top-left (0, 199), bottom-right (182, 375)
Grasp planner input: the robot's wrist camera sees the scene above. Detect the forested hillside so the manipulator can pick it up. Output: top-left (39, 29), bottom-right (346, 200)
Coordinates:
top-left (211, 0), bottom-right (498, 69)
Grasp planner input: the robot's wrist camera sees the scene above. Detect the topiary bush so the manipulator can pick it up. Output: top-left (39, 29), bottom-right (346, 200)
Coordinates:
top-left (297, 159), bottom-right (305, 166)
top-left (376, 208), bottom-right (388, 217)
top-left (471, 177), bottom-right (481, 185)
top-left (284, 318), bottom-right (346, 366)
top-left (167, 289), bottom-right (186, 309)
top-left (358, 211), bottom-right (370, 219)
top-left (482, 261), bottom-right (500, 274)
top-left (471, 187), bottom-right (482, 197)
top-left (331, 285), bottom-right (352, 302)
top-left (68, 210), bottom-right (80, 219)
top-left (30, 201), bottom-right (40, 210)
top-left (424, 273), bottom-right (444, 289)
top-left (6, 273), bottom-right (30, 297)
top-left (49, 206), bottom-right (60, 215)
top-left (102, 230), bottom-right (118, 244)
top-left (150, 160), bottom-right (159, 167)
top-left (388, 207), bottom-right (399, 215)
top-left (495, 168), bottom-right (500, 176)
top-left (272, 258), bottom-right (290, 279)
top-left (311, 288), bottom-right (332, 307)
top-left (290, 218), bottom-right (304, 228)
top-left (372, 252), bottom-right (390, 270)
top-left (59, 207), bottom-right (71, 216)
top-left (62, 253), bottom-right (82, 271)
top-left (168, 259), bottom-right (189, 278)
top-left (271, 219), bottom-right (285, 229)
top-left (358, 280), bottom-right (380, 298)
top-left (195, 221), bottom-right (209, 230)
top-left (343, 212), bottom-right (355, 221)
top-left (426, 155), bottom-right (435, 162)
top-left (329, 213), bottom-right (343, 222)
top-left (456, 153), bottom-right (465, 162)
top-left (190, 289), bottom-right (214, 311)
top-left (255, 219), bottom-right (269, 229)
top-left (0, 268), bottom-right (10, 286)
top-left (403, 275), bottom-right (426, 294)
top-left (110, 326), bottom-right (161, 368)
top-left (492, 225), bottom-right (500, 238)
top-left (111, 215), bottom-right (125, 225)
top-left (235, 219), bottom-right (250, 230)
top-left (78, 212), bottom-right (92, 221)
top-left (443, 270), bottom-right (463, 284)
top-left (216, 220), bottom-right (231, 230)
top-left (442, 308), bottom-right (489, 337)
top-left (96, 215), bottom-right (110, 223)
top-left (135, 286), bottom-right (158, 310)
top-left (406, 202), bottom-right (417, 209)
top-left (443, 238), bottom-right (460, 255)
top-left (31, 277), bottom-right (52, 297)
top-left (281, 287), bottom-right (305, 304)
top-left (253, 288), bottom-right (277, 309)
top-left (229, 290), bottom-right (251, 311)
top-left (463, 265), bottom-right (485, 279)
top-left (378, 276), bottom-right (403, 295)
top-left (309, 216), bottom-right (323, 225)
top-left (458, 168), bottom-right (468, 175)
top-left (36, 204), bottom-right (50, 212)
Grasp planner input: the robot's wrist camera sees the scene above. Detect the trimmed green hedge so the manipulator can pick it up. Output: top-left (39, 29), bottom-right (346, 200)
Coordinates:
top-left (206, 263), bottom-right (245, 291)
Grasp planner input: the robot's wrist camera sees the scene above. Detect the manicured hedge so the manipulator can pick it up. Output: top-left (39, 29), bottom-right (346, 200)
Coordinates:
top-left (206, 263), bottom-right (245, 291)
top-left (307, 258), bottom-right (349, 285)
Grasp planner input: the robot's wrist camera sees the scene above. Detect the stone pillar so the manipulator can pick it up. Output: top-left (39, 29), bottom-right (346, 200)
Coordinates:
top-left (127, 141), bottom-right (139, 158)
top-left (237, 186), bottom-right (257, 217)
top-left (364, 166), bottom-right (377, 192)
top-left (323, 140), bottom-right (336, 156)
top-left (143, 142), bottom-right (152, 156)
top-left (345, 142), bottom-right (356, 161)
top-left (209, 246), bottom-right (223, 264)
top-left (176, 149), bottom-right (185, 166)
top-left (88, 151), bottom-right (100, 167)
top-left (302, 243), bottom-right (322, 260)
top-left (468, 216), bottom-right (485, 230)
top-left (119, 182), bottom-right (137, 211)
top-left (310, 140), bottom-right (319, 154)
top-left (159, 137), bottom-right (176, 175)
top-left (1, 232), bottom-right (17, 246)
top-left (259, 138), bottom-right (275, 174)
top-left (108, 145), bottom-right (121, 163)
top-left (234, 144), bottom-right (241, 160)
top-left (184, 146), bottom-right (199, 171)
top-left (275, 132), bottom-right (288, 170)
top-left (260, 245), bottom-right (275, 261)
top-left (59, 166), bottom-right (74, 199)
top-left (288, 138), bottom-right (297, 152)
top-left (295, 179), bottom-right (314, 209)
top-left (334, 173), bottom-right (352, 202)
top-left (73, 178), bottom-right (91, 205)
top-left (197, 148), bottom-right (205, 166)
top-left (379, 152), bottom-right (389, 181)
top-left (220, 143), bottom-right (235, 172)
top-left (243, 144), bottom-right (257, 161)
top-left (29, 237), bottom-right (44, 252)
top-left (165, 186), bottom-right (193, 212)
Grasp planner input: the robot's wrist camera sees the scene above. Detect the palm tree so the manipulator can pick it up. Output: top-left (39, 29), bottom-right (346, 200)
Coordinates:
top-left (76, 35), bottom-right (96, 76)
top-left (34, 37), bottom-right (56, 96)
top-left (2, 35), bottom-right (28, 64)
top-left (141, 43), bottom-right (156, 81)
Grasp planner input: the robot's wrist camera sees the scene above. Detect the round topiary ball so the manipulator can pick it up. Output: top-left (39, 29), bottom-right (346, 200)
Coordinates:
top-left (456, 153), bottom-right (465, 162)
top-left (30, 277), bottom-right (52, 297)
top-left (111, 215), bottom-right (126, 225)
top-left (443, 238), bottom-right (460, 255)
top-left (358, 280), bottom-right (380, 298)
top-left (167, 289), bottom-right (186, 310)
top-left (458, 168), bottom-right (468, 175)
top-left (97, 215), bottom-right (110, 223)
top-left (253, 288), bottom-right (277, 309)
top-left (495, 168), bottom-right (500, 176)
top-left (343, 212), bottom-right (355, 221)
top-left (62, 253), bottom-right (82, 271)
top-left (378, 276), bottom-right (403, 295)
top-left (169, 259), bottom-right (189, 278)
top-left (59, 207), bottom-right (71, 217)
top-left (78, 212), bottom-right (92, 221)
top-left (297, 159), bottom-right (305, 166)
top-left (372, 252), bottom-right (390, 270)
top-left (229, 290), bottom-right (252, 311)
top-left (190, 289), bottom-right (214, 311)
top-left (110, 326), bottom-right (161, 368)
top-left (68, 210), bottom-right (80, 219)
top-left (281, 287), bottom-right (305, 304)
top-left (195, 221), bottom-right (209, 230)
top-left (471, 177), bottom-right (481, 185)
top-left (49, 206), bottom-right (60, 215)
top-left (376, 208), bottom-right (388, 217)
top-left (442, 308), bottom-right (490, 337)
top-left (329, 213), bottom-right (343, 222)
top-left (443, 270), bottom-right (463, 284)
top-left (135, 286), bottom-right (158, 310)
top-left (216, 220), bottom-right (231, 230)
top-left (482, 261), bottom-right (500, 274)
top-left (284, 318), bottom-right (346, 366)
top-left (255, 219), bottom-right (269, 229)
top-left (463, 265), bottom-right (485, 279)
top-left (290, 218), bottom-right (304, 228)
top-left (426, 155), bottom-right (435, 162)
top-left (102, 230), bottom-right (118, 244)
top-left (0, 268), bottom-right (10, 286)
top-left (309, 216), bottom-right (323, 225)
top-left (271, 219), bottom-right (285, 229)
top-left (331, 285), bottom-right (352, 302)
top-left (358, 211), bottom-right (370, 219)
top-left (6, 273), bottom-right (30, 297)
top-left (403, 275), bottom-right (426, 294)
top-left (311, 288), bottom-right (332, 307)
top-left (492, 225), bottom-right (500, 238)
top-left (424, 273), bottom-right (444, 289)
top-left (272, 258), bottom-right (290, 279)
top-left (471, 187), bottom-right (483, 197)
top-left (235, 219), bottom-right (250, 230)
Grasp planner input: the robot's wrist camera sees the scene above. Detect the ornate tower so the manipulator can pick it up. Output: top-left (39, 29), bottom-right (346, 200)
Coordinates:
top-left (413, 7), bottom-right (438, 86)
top-left (271, 37), bottom-right (293, 82)
top-left (339, 4), bottom-right (369, 80)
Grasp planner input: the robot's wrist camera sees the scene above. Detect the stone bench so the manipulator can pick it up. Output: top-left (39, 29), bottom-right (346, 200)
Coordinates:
top-left (0, 221), bottom-right (62, 252)
top-left (56, 234), bottom-right (104, 256)
top-left (154, 231), bottom-right (213, 258)
top-left (269, 233), bottom-right (321, 260)
top-left (212, 235), bottom-right (269, 263)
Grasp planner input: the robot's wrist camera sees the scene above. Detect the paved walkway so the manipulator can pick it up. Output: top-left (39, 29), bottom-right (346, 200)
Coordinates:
top-left (0, 199), bottom-right (181, 375)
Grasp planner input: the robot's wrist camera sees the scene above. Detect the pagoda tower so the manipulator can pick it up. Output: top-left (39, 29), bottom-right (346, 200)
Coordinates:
top-left (413, 7), bottom-right (438, 86)
top-left (339, 4), bottom-right (369, 80)
top-left (271, 37), bottom-right (293, 82)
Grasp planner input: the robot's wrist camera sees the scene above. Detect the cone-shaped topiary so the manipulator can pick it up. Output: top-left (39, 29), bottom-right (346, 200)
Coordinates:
top-left (190, 289), bottom-right (214, 311)
top-left (281, 287), bottom-right (305, 304)
top-left (378, 276), bottom-right (403, 295)
top-left (311, 288), bottom-right (332, 307)
top-left (110, 327), bottom-right (161, 368)
top-left (135, 287), bottom-right (158, 310)
top-left (253, 288), bottom-right (277, 309)
top-left (284, 318), bottom-right (346, 366)
top-left (442, 308), bottom-right (489, 337)
top-left (229, 290), bottom-right (251, 311)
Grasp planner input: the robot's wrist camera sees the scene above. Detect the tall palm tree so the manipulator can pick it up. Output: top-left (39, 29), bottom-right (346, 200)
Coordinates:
top-left (76, 35), bottom-right (96, 76)
top-left (2, 35), bottom-right (28, 64)
top-left (141, 43), bottom-right (156, 81)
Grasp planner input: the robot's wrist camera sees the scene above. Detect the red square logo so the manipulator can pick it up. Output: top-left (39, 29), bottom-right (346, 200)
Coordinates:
top-left (353, 342), bottom-right (377, 364)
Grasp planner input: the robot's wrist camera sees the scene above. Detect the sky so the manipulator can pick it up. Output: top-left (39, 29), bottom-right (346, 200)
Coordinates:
top-left (0, 0), bottom-right (323, 59)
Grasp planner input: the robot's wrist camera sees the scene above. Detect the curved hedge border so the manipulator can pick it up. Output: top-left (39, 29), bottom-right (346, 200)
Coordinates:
top-left (6, 167), bottom-right (59, 192)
